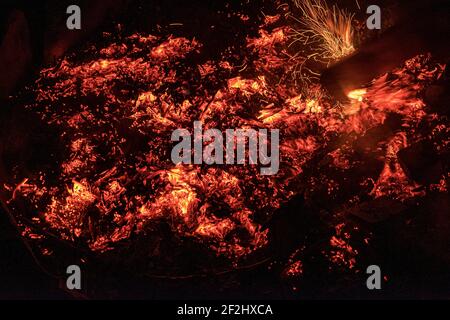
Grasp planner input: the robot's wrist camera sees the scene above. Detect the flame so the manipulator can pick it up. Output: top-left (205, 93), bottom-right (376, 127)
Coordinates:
top-left (370, 133), bottom-right (424, 200)
top-left (347, 88), bottom-right (367, 102)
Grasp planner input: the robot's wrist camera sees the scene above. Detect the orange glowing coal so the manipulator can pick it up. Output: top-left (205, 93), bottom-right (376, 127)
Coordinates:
top-left (3, 9), bottom-right (447, 277)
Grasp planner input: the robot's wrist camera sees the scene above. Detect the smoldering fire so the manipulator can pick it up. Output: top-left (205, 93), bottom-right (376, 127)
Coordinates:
top-left (171, 121), bottom-right (280, 175)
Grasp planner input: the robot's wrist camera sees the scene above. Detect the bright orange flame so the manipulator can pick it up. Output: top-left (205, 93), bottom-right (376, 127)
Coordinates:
top-left (347, 88), bottom-right (367, 102)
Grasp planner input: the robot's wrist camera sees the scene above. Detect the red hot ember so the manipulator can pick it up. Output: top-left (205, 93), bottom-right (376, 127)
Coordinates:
top-left (1, 5), bottom-right (448, 286)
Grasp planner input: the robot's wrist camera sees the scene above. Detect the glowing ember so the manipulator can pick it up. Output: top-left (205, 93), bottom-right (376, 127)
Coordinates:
top-left (2, 2), bottom-right (448, 283)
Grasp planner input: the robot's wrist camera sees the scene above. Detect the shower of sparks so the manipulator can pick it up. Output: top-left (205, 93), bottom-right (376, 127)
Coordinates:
top-left (291, 0), bottom-right (355, 60)
top-left (287, 0), bottom-right (355, 86)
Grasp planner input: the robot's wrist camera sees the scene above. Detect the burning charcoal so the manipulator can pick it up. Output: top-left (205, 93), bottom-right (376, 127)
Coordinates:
top-left (397, 141), bottom-right (444, 185)
top-left (1, 0), bottom-right (449, 299)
